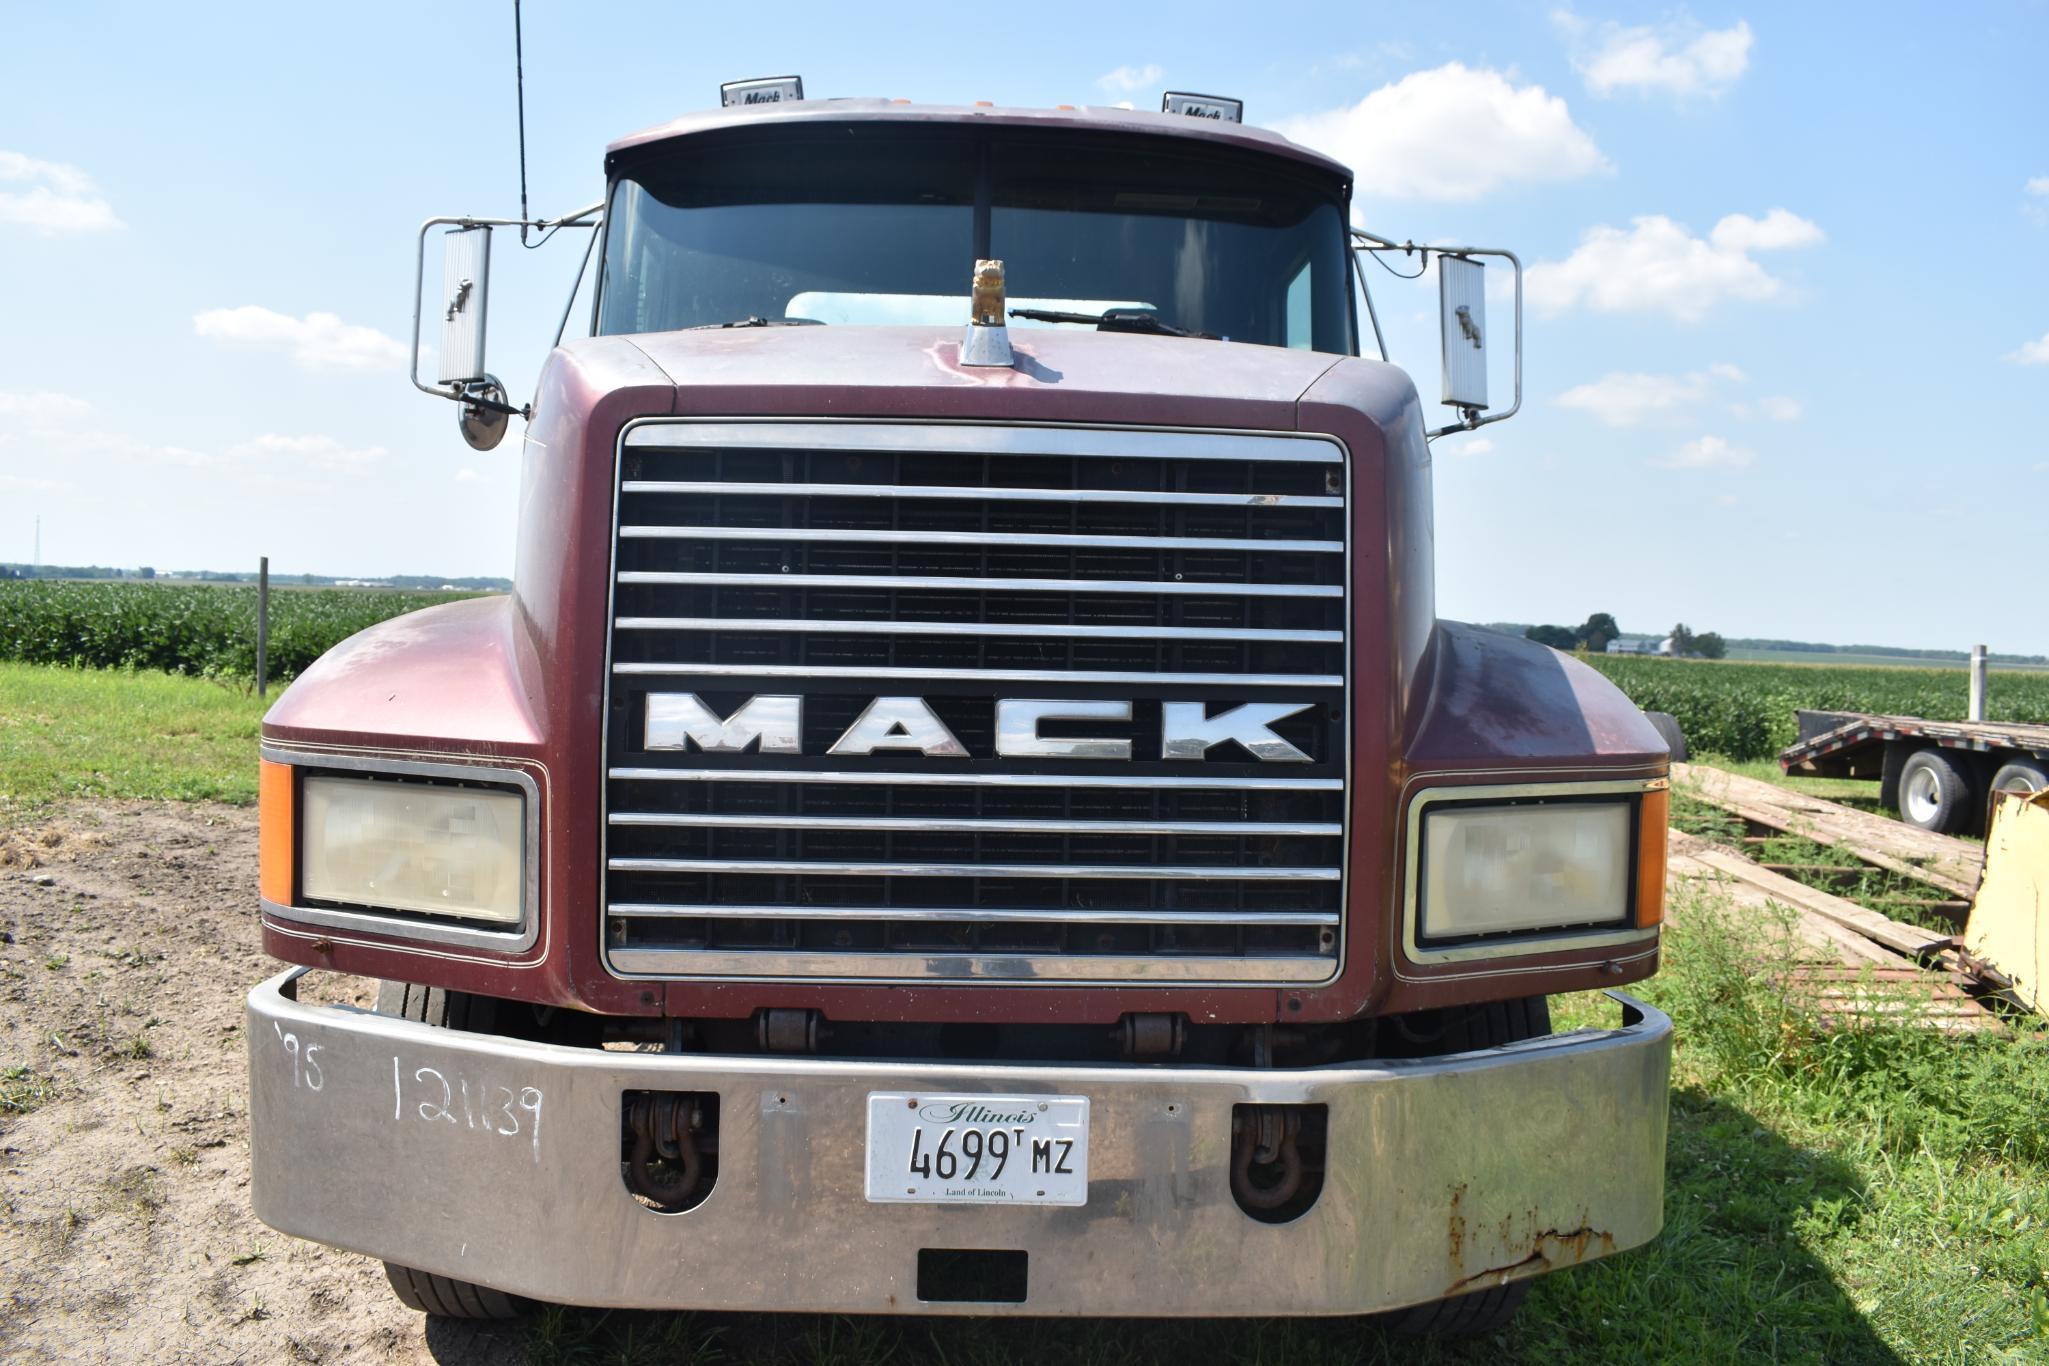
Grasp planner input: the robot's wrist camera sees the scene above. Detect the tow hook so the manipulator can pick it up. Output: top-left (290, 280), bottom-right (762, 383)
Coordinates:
top-left (1230, 1105), bottom-right (1305, 1212)
top-left (622, 1090), bottom-right (719, 1213)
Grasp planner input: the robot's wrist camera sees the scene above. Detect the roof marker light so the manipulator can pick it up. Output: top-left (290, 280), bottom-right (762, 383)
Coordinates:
top-left (721, 76), bottom-right (804, 107)
top-left (1162, 91), bottom-right (1243, 122)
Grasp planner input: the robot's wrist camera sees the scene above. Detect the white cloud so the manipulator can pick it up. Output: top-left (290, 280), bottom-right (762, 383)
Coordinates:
top-left (1446, 436), bottom-right (1495, 457)
top-left (1657, 435), bottom-right (1752, 469)
top-left (2027, 177), bottom-right (2049, 196)
top-left (0, 473), bottom-right (67, 493)
top-left (1757, 395), bottom-right (1803, 421)
top-left (228, 433), bottom-right (387, 476)
top-left (1565, 16), bottom-right (1754, 99)
top-left (0, 390), bottom-right (92, 424)
top-left (1096, 64), bottom-right (1163, 94)
top-left (454, 467), bottom-right (483, 484)
top-left (1710, 208), bottom-right (1825, 251)
top-left (193, 305), bottom-right (407, 372)
top-left (1528, 209), bottom-right (1823, 321)
top-left (1273, 63), bottom-right (1608, 201)
top-left (2010, 331), bottom-right (2049, 365)
top-left (0, 150), bottom-right (122, 234)
top-left (1557, 366), bottom-right (1735, 425)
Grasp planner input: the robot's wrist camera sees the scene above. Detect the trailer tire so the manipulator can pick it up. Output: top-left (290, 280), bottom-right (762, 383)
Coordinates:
top-left (1896, 748), bottom-right (1974, 833)
top-left (1879, 742), bottom-right (1907, 813)
top-left (1991, 758), bottom-right (2049, 798)
top-left (374, 982), bottom-right (526, 1320)
top-left (1643, 711), bottom-right (1688, 763)
top-left (1378, 997), bottom-right (1550, 1338)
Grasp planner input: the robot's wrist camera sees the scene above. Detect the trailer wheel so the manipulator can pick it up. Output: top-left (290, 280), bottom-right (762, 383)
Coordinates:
top-left (1896, 748), bottom-right (1974, 833)
top-left (1643, 711), bottom-right (1688, 763)
top-left (1879, 742), bottom-right (1907, 813)
top-left (374, 983), bottom-right (528, 1320)
top-left (1377, 997), bottom-right (1550, 1338)
top-left (1991, 758), bottom-right (2049, 797)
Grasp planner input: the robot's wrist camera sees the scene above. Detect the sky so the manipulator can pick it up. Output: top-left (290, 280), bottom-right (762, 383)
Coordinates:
top-left (3, 2), bottom-right (2046, 651)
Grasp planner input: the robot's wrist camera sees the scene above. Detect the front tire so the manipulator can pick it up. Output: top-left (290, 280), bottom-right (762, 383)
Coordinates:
top-left (1379, 997), bottom-right (1550, 1338)
top-left (383, 1263), bottom-right (526, 1320)
top-left (1896, 748), bottom-right (1975, 833)
top-left (374, 981), bottom-right (527, 1321)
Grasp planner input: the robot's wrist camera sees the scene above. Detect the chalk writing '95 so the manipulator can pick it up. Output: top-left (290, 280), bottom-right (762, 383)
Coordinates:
top-left (392, 1057), bottom-right (544, 1162)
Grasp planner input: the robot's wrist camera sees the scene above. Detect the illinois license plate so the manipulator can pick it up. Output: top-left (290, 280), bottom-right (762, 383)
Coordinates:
top-left (864, 1092), bottom-right (1089, 1205)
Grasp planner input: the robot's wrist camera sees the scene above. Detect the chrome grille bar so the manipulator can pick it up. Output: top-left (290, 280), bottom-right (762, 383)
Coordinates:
top-left (616, 616), bottom-right (1343, 643)
top-left (619, 525), bottom-right (1342, 554)
top-left (622, 479), bottom-right (1341, 509)
top-left (618, 570), bottom-right (1344, 598)
top-left (610, 767), bottom-right (1343, 791)
top-left (608, 857), bottom-right (1340, 880)
top-left (613, 662), bottom-right (1343, 688)
top-left (609, 904), bottom-right (1342, 926)
top-left (622, 421), bottom-right (1343, 463)
top-left (610, 811), bottom-right (1341, 836)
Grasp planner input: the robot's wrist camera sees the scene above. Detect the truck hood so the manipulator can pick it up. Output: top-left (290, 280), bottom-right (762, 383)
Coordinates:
top-left (609, 326), bottom-right (1356, 425)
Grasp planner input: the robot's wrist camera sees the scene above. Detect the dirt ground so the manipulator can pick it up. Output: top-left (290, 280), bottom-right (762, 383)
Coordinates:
top-left (0, 802), bottom-right (523, 1364)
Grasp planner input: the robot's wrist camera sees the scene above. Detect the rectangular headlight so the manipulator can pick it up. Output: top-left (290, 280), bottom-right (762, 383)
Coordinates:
top-left (1419, 799), bottom-right (1633, 943)
top-left (300, 776), bottom-right (524, 925)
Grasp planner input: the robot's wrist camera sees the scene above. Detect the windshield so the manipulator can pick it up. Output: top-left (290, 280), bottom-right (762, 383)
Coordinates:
top-left (597, 124), bottom-right (1354, 354)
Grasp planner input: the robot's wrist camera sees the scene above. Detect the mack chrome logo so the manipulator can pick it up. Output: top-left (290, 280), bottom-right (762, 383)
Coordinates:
top-left (644, 694), bottom-right (1314, 762)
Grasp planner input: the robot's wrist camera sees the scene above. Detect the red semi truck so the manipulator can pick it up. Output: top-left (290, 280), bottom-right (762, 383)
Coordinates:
top-left (246, 85), bottom-right (1673, 1332)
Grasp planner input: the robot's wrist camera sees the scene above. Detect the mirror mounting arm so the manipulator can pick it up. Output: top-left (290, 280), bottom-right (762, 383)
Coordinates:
top-left (1349, 231), bottom-right (1523, 441)
top-left (409, 204), bottom-right (604, 420)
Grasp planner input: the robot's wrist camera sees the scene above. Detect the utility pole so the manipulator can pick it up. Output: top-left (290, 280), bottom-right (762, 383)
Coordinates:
top-left (1968, 644), bottom-right (1987, 722)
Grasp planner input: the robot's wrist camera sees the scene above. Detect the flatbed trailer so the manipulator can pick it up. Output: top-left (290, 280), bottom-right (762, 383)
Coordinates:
top-left (1780, 710), bottom-right (2049, 833)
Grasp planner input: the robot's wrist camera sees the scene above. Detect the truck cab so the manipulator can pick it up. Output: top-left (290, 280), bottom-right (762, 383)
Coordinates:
top-left (247, 91), bottom-right (1672, 1330)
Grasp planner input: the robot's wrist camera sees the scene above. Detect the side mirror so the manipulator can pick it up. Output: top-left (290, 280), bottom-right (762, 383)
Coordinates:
top-left (438, 224), bottom-right (491, 387)
top-left (411, 216), bottom-right (522, 451)
top-left (1437, 254), bottom-right (1488, 410)
top-left (437, 225), bottom-right (509, 451)
top-left (1431, 249), bottom-right (1521, 436)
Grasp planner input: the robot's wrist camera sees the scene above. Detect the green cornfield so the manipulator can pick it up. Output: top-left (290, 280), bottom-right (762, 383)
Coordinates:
top-left (1584, 654), bottom-right (2049, 759)
top-left (0, 581), bottom-right (479, 683)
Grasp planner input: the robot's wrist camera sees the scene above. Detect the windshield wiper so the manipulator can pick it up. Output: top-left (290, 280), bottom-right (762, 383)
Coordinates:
top-left (686, 316), bottom-right (826, 330)
top-left (1007, 307), bottom-right (1217, 340)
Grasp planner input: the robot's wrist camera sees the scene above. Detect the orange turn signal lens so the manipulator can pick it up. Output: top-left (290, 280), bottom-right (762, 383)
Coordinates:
top-left (259, 759), bottom-right (295, 906)
top-left (1636, 787), bottom-right (1669, 929)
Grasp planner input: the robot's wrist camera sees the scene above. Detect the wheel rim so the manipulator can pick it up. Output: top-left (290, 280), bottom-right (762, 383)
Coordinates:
top-left (1903, 766), bottom-right (1943, 824)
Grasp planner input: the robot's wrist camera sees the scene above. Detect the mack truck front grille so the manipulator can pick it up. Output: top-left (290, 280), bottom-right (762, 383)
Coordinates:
top-left (602, 420), bottom-right (1349, 984)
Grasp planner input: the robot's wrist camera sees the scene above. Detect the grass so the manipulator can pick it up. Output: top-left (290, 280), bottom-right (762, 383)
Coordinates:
top-left (0, 661), bottom-right (268, 809)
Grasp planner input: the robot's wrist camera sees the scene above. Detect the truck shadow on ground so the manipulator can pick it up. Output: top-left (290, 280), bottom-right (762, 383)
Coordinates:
top-left (416, 1087), bottom-right (1902, 1365)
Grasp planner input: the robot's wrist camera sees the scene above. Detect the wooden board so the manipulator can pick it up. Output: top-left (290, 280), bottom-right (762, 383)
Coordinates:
top-left (1674, 763), bottom-right (1984, 899)
top-left (1665, 832), bottom-right (2003, 1031)
top-left (1671, 834), bottom-right (1955, 959)
top-left (1667, 841), bottom-right (1910, 967)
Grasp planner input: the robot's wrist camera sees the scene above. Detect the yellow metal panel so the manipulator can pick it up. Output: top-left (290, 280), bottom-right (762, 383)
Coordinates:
top-left (1965, 791), bottom-right (2049, 1018)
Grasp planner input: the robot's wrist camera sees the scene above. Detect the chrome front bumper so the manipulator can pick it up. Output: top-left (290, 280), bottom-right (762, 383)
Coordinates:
top-left (247, 971), bottom-right (1671, 1317)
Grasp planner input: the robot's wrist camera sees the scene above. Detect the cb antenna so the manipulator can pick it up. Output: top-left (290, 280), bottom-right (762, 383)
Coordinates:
top-left (514, 0), bottom-right (530, 244)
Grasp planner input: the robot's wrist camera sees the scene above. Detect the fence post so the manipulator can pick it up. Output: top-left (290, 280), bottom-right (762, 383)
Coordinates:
top-left (256, 557), bottom-right (270, 699)
top-left (1968, 644), bottom-right (1987, 722)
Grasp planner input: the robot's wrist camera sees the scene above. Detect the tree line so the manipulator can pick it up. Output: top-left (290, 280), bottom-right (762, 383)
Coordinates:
top-left (1523, 613), bottom-right (1727, 659)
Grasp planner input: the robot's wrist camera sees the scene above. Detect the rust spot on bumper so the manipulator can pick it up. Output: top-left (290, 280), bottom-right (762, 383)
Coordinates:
top-left (1445, 1224), bottom-right (1616, 1296)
